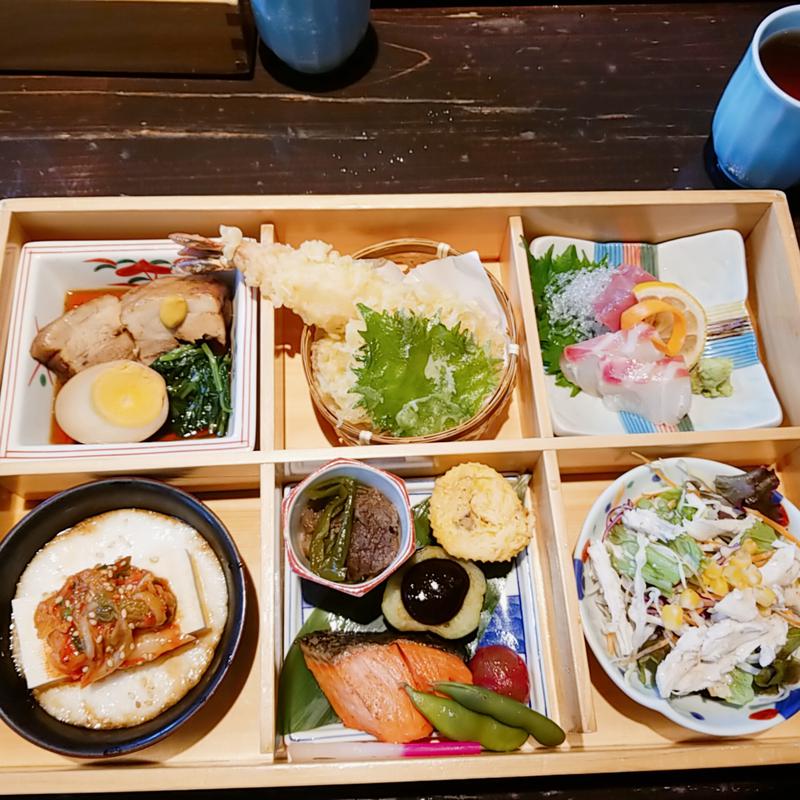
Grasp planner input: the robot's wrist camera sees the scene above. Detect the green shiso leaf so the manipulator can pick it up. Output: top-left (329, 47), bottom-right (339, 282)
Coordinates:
top-left (525, 240), bottom-right (608, 393)
top-left (350, 304), bottom-right (501, 438)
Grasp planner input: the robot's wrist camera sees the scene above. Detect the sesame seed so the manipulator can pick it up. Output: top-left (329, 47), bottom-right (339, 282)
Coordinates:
top-left (89, 619), bottom-right (96, 627)
top-left (55, 596), bottom-right (63, 605)
top-left (95, 635), bottom-right (102, 644)
top-left (121, 609), bottom-right (127, 619)
top-left (82, 666), bottom-right (89, 673)
top-left (106, 659), bottom-right (113, 668)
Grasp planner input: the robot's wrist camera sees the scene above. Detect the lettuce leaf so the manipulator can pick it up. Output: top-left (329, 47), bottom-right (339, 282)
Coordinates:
top-left (743, 520), bottom-right (777, 553)
top-left (351, 304), bottom-right (501, 437)
top-left (725, 668), bottom-right (755, 706)
top-left (754, 627), bottom-right (800, 694)
top-left (526, 241), bottom-right (608, 392)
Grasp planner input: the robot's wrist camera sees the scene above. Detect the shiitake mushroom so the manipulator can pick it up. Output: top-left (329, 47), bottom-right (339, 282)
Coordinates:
top-left (381, 545), bottom-right (486, 639)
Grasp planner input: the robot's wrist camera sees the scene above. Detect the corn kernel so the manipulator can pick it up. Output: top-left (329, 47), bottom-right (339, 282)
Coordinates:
top-left (661, 604), bottom-right (684, 632)
top-left (678, 588), bottom-right (702, 610)
top-left (731, 551), bottom-right (752, 569)
top-left (742, 539), bottom-right (758, 555)
top-left (707, 577), bottom-right (729, 597)
top-left (703, 561), bottom-right (723, 579)
top-left (755, 586), bottom-right (777, 607)
top-left (723, 563), bottom-right (752, 590)
top-left (746, 564), bottom-right (763, 586)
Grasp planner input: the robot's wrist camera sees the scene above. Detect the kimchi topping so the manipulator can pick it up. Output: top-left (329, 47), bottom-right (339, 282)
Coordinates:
top-left (34, 556), bottom-right (193, 686)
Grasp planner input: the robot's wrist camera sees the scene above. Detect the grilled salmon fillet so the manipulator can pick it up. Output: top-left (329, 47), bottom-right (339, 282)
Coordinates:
top-left (299, 632), bottom-right (472, 743)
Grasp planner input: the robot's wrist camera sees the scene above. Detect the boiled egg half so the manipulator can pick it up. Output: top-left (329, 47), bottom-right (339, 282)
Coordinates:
top-left (55, 360), bottom-right (168, 444)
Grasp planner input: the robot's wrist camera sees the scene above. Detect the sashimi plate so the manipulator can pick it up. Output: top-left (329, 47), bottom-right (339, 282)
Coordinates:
top-left (281, 475), bottom-right (550, 758)
top-left (574, 457), bottom-right (800, 737)
top-left (530, 230), bottom-right (782, 436)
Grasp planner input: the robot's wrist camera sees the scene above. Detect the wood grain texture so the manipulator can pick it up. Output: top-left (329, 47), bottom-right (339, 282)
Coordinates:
top-left (0, 3), bottom-right (796, 239)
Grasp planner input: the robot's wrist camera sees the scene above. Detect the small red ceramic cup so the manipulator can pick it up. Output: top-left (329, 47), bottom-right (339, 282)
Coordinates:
top-left (282, 458), bottom-right (414, 597)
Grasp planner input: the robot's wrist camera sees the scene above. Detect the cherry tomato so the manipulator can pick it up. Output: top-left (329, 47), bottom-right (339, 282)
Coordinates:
top-left (468, 645), bottom-right (530, 704)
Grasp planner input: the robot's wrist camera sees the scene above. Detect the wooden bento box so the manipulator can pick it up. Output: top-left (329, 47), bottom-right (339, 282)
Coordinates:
top-left (0, 191), bottom-right (799, 793)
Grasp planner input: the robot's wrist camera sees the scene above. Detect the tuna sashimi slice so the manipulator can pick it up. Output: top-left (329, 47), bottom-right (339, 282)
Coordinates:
top-left (593, 262), bottom-right (654, 331)
top-left (560, 323), bottom-right (662, 396)
top-left (597, 354), bottom-right (691, 425)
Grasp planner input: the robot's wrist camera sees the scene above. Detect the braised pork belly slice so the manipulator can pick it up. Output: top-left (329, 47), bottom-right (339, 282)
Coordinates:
top-left (30, 294), bottom-right (136, 379)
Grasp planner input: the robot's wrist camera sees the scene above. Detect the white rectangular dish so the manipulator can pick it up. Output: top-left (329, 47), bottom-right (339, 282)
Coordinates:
top-left (529, 230), bottom-right (783, 436)
top-left (280, 475), bottom-right (550, 760)
top-left (0, 239), bottom-right (257, 458)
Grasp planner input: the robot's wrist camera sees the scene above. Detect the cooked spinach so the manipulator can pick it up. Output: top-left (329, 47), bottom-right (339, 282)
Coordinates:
top-left (151, 343), bottom-right (232, 437)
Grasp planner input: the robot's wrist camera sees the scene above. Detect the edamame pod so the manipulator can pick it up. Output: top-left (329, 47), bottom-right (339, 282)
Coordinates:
top-left (404, 686), bottom-right (528, 752)
top-left (434, 681), bottom-right (565, 746)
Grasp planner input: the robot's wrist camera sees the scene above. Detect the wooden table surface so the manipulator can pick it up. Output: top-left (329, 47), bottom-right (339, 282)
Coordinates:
top-left (0, 1), bottom-right (797, 235)
top-left (3, 2), bottom-right (799, 798)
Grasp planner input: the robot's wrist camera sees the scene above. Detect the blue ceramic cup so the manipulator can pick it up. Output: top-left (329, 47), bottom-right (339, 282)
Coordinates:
top-left (712, 5), bottom-right (800, 189)
top-left (252, 0), bottom-right (370, 75)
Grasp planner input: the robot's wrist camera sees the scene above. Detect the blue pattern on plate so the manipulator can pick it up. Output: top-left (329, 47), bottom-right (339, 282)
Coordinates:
top-left (776, 688), bottom-right (800, 719)
top-left (478, 595), bottom-right (526, 654)
top-left (574, 558), bottom-right (584, 600)
top-left (703, 330), bottom-right (760, 369)
top-left (690, 711), bottom-right (705, 720)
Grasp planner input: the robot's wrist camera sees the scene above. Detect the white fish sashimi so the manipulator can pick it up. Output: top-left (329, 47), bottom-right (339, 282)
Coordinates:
top-left (588, 540), bottom-right (635, 658)
top-left (597, 355), bottom-right (692, 425)
top-left (656, 616), bottom-right (788, 698)
top-left (560, 323), bottom-right (662, 396)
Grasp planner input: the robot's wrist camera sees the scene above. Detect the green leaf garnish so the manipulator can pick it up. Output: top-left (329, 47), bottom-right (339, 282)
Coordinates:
top-left (350, 304), bottom-right (501, 438)
top-left (525, 240), bottom-right (608, 392)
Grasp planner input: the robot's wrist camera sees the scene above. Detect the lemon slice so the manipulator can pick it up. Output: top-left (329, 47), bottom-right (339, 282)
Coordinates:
top-left (632, 281), bottom-right (707, 367)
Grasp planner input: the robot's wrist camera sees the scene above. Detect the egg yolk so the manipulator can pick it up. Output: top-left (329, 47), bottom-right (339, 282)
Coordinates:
top-left (91, 363), bottom-right (165, 428)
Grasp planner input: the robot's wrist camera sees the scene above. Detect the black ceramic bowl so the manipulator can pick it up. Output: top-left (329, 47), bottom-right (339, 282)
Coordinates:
top-left (0, 477), bottom-right (246, 759)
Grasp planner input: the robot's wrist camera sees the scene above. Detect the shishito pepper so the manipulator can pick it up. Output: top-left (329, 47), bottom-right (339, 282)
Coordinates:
top-left (405, 686), bottom-right (528, 752)
top-left (307, 477), bottom-right (357, 582)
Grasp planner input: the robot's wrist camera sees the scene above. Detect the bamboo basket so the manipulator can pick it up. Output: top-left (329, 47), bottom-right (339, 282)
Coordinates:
top-left (0, 191), bottom-right (799, 794)
top-left (300, 237), bottom-right (519, 445)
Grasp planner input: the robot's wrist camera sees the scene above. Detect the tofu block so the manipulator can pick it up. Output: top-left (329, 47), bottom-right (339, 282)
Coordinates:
top-left (12, 549), bottom-right (207, 690)
top-left (154, 550), bottom-right (208, 636)
top-left (11, 598), bottom-right (64, 690)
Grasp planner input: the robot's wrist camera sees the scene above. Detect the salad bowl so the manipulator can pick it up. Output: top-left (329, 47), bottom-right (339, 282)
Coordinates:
top-left (575, 457), bottom-right (800, 737)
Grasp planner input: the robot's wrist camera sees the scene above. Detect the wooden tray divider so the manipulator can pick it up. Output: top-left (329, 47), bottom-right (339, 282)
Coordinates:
top-left (259, 463), bottom-right (278, 758)
top-left (746, 201), bottom-right (800, 427)
top-left (534, 450), bottom-right (596, 733)
top-left (258, 224), bottom-right (276, 453)
top-left (505, 215), bottom-right (553, 438)
top-left (550, 428), bottom-right (800, 474)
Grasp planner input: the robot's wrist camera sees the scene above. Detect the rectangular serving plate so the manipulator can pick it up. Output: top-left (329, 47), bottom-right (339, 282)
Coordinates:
top-left (280, 474), bottom-right (550, 757)
top-left (0, 192), bottom-right (798, 793)
top-left (0, 238), bottom-right (257, 459)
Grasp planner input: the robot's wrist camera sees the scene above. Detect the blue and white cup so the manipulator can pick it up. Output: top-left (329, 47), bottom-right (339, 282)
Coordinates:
top-left (252, 0), bottom-right (370, 75)
top-left (712, 5), bottom-right (800, 189)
